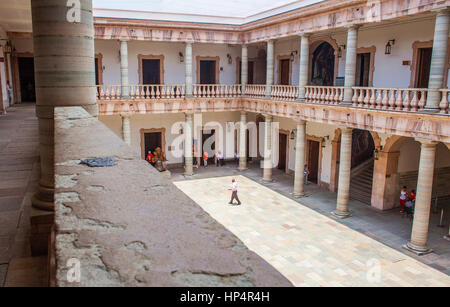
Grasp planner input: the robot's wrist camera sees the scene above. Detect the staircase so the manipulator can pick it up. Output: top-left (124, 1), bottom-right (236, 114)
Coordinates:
top-left (349, 159), bottom-right (374, 205)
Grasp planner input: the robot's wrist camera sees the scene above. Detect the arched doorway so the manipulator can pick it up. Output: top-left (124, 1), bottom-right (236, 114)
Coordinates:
top-left (351, 129), bottom-right (375, 168)
top-left (310, 41), bottom-right (336, 86)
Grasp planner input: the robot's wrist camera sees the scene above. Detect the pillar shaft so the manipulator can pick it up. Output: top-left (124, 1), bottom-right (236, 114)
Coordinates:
top-left (184, 113), bottom-right (193, 175)
top-left (343, 25), bottom-right (359, 104)
top-left (238, 111), bottom-right (247, 170)
top-left (265, 40), bottom-right (275, 97)
top-left (121, 114), bottom-right (131, 145)
top-left (293, 120), bottom-right (306, 197)
top-left (407, 140), bottom-right (437, 253)
top-left (31, 0), bottom-right (97, 211)
top-left (298, 35), bottom-right (309, 100)
top-left (241, 45), bottom-right (248, 94)
top-left (185, 42), bottom-right (193, 97)
top-left (334, 128), bottom-right (352, 217)
top-left (120, 40), bottom-right (129, 98)
top-left (262, 115), bottom-right (273, 182)
top-left (425, 10), bottom-right (450, 111)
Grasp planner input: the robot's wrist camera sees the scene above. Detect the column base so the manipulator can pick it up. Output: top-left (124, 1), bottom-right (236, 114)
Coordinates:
top-left (184, 170), bottom-right (194, 177)
top-left (296, 98), bottom-right (305, 102)
top-left (402, 242), bottom-right (433, 256)
top-left (262, 178), bottom-right (273, 183)
top-left (238, 167), bottom-right (248, 171)
top-left (331, 210), bottom-right (352, 219)
top-left (31, 183), bottom-right (54, 212)
top-left (444, 235), bottom-right (450, 242)
top-left (293, 192), bottom-right (304, 198)
top-left (340, 100), bottom-right (352, 106)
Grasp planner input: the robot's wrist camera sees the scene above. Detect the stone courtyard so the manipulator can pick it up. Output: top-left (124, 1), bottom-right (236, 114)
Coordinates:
top-left (174, 174), bottom-right (450, 286)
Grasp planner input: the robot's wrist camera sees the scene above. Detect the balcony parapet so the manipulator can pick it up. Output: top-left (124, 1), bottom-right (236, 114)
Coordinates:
top-left (52, 106), bottom-right (292, 286)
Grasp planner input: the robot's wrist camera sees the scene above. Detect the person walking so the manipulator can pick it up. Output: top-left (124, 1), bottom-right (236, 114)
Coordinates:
top-left (399, 186), bottom-right (408, 213)
top-left (304, 164), bottom-right (310, 185)
top-left (228, 178), bottom-right (241, 206)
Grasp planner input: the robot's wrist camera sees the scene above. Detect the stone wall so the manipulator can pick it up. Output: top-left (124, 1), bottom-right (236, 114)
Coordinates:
top-left (53, 106), bottom-right (291, 287)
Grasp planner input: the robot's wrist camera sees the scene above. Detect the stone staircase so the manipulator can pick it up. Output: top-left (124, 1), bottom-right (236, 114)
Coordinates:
top-left (349, 159), bottom-right (374, 205)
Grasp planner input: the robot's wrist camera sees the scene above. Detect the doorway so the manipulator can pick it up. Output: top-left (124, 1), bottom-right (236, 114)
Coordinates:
top-left (355, 53), bottom-right (371, 86)
top-left (311, 41), bottom-right (335, 86)
top-left (279, 58), bottom-right (291, 85)
top-left (140, 128), bottom-right (165, 160)
top-left (18, 57), bottom-right (35, 103)
top-left (202, 129), bottom-right (216, 165)
top-left (415, 47), bottom-right (432, 88)
top-left (200, 60), bottom-right (217, 84)
top-left (278, 132), bottom-right (288, 172)
top-left (238, 60), bottom-right (254, 84)
top-left (307, 140), bottom-right (320, 184)
top-left (142, 59), bottom-right (161, 85)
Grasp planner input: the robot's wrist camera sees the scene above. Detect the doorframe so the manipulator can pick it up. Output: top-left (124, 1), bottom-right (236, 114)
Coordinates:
top-left (410, 40), bottom-right (450, 88)
top-left (196, 125), bottom-right (220, 165)
top-left (356, 46), bottom-right (376, 87)
top-left (95, 53), bottom-right (104, 85)
top-left (140, 128), bottom-right (166, 160)
top-left (138, 54), bottom-right (165, 85)
top-left (276, 55), bottom-right (292, 85)
top-left (308, 37), bottom-right (339, 85)
top-left (196, 56), bottom-right (220, 84)
top-left (306, 135), bottom-right (323, 185)
top-left (278, 129), bottom-right (290, 174)
top-left (11, 52), bottom-right (33, 103)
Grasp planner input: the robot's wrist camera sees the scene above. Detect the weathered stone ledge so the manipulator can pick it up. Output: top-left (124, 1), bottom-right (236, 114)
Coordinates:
top-left (54, 106), bottom-right (292, 287)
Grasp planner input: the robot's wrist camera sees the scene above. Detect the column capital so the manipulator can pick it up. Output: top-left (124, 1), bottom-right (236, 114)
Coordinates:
top-left (185, 41), bottom-right (194, 45)
top-left (296, 119), bottom-right (306, 125)
top-left (185, 111), bottom-right (194, 117)
top-left (345, 23), bottom-right (360, 30)
top-left (340, 127), bottom-right (353, 134)
top-left (415, 138), bottom-right (438, 146)
top-left (266, 39), bottom-right (275, 44)
top-left (120, 112), bottom-right (131, 118)
top-left (432, 6), bottom-right (450, 15)
top-left (298, 32), bottom-right (311, 38)
top-left (264, 114), bottom-right (273, 121)
top-left (119, 39), bottom-right (129, 43)
top-left (240, 111), bottom-right (247, 116)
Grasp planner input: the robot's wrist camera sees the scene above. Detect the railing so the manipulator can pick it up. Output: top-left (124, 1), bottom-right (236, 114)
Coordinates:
top-left (193, 84), bottom-right (241, 98)
top-left (352, 87), bottom-right (427, 112)
top-left (244, 85), bottom-right (266, 98)
top-left (440, 89), bottom-right (449, 114)
top-left (96, 84), bottom-right (186, 100)
top-left (271, 85), bottom-right (299, 101)
top-left (304, 86), bottom-right (345, 104)
top-left (96, 84), bottom-right (450, 115)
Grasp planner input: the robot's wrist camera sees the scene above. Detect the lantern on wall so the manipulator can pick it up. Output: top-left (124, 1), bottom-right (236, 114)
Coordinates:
top-left (290, 51), bottom-right (298, 62)
top-left (179, 52), bottom-right (184, 63)
top-left (290, 129), bottom-right (296, 140)
top-left (385, 39), bottom-right (395, 55)
top-left (338, 44), bottom-right (346, 58)
top-left (227, 54), bottom-right (232, 64)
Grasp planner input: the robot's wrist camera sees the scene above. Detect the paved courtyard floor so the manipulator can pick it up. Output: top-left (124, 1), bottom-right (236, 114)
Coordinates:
top-left (173, 164), bottom-right (450, 286)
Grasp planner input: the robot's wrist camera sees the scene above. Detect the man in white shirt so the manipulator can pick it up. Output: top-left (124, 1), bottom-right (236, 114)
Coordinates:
top-left (228, 178), bottom-right (241, 205)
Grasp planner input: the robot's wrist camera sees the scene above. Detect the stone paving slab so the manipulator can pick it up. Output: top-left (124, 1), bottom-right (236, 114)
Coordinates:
top-left (174, 175), bottom-right (450, 287)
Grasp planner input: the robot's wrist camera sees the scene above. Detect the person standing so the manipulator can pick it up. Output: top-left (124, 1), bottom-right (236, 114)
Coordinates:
top-left (399, 186), bottom-right (408, 213)
top-left (203, 151), bottom-right (208, 167)
top-left (6, 81), bottom-right (12, 106)
top-left (228, 178), bottom-right (241, 206)
top-left (304, 164), bottom-right (310, 185)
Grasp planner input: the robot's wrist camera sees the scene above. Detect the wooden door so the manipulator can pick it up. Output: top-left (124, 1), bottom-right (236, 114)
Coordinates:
top-left (307, 140), bottom-right (320, 184)
top-left (278, 133), bottom-right (287, 171)
top-left (279, 59), bottom-right (290, 85)
top-left (142, 59), bottom-right (161, 84)
top-left (415, 48), bottom-right (432, 88)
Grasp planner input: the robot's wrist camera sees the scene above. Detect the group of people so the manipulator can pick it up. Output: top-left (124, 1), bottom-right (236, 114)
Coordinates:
top-left (192, 151), bottom-right (225, 168)
top-left (146, 146), bottom-right (167, 172)
top-left (399, 186), bottom-right (416, 216)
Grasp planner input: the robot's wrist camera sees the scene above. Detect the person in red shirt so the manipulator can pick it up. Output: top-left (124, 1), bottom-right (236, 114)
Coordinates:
top-left (146, 151), bottom-right (153, 164)
top-left (410, 189), bottom-right (416, 203)
top-left (203, 151), bottom-right (209, 167)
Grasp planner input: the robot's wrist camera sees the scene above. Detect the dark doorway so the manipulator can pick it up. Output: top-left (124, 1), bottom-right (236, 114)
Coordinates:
top-left (144, 132), bottom-right (162, 158)
top-left (351, 129), bottom-right (375, 168)
top-left (202, 129), bottom-right (216, 165)
top-left (307, 140), bottom-right (320, 184)
top-left (279, 59), bottom-right (290, 85)
top-left (142, 59), bottom-right (161, 85)
top-left (238, 61), bottom-right (254, 84)
top-left (278, 133), bottom-right (287, 171)
top-left (355, 53), bottom-right (370, 86)
top-left (18, 57), bottom-right (35, 102)
top-left (415, 47), bottom-right (432, 88)
top-left (311, 42), bottom-right (335, 86)
top-left (95, 58), bottom-right (100, 85)
top-left (200, 60), bottom-right (216, 84)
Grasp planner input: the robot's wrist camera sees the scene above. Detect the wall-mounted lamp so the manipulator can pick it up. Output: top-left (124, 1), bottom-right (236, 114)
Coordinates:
top-left (374, 148), bottom-right (379, 160)
top-left (338, 45), bottom-right (346, 58)
top-left (3, 41), bottom-right (12, 54)
top-left (179, 52), bottom-right (184, 63)
top-left (179, 123), bottom-right (184, 135)
top-left (290, 51), bottom-right (298, 62)
top-left (385, 39), bottom-right (395, 55)
top-left (290, 129), bottom-right (296, 140)
top-left (227, 54), bottom-right (232, 64)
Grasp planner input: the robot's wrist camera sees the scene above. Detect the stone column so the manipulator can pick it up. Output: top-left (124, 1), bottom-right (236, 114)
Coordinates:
top-left (184, 113), bottom-right (194, 176)
top-left (185, 42), bottom-right (193, 97)
top-left (425, 9), bottom-right (450, 112)
top-left (31, 0), bottom-right (98, 211)
top-left (262, 115), bottom-right (273, 182)
top-left (241, 44), bottom-right (248, 94)
top-left (343, 25), bottom-right (359, 104)
top-left (120, 40), bottom-right (129, 98)
top-left (265, 40), bottom-right (275, 97)
top-left (298, 34), bottom-right (309, 101)
top-left (0, 68), bottom-right (5, 114)
top-left (333, 127), bottom-right (352, 218)
top-left (238, 111), bottom-right (247, 170)
top-left (405, 140), bottom-right (437, 254)
top-left (121, 113), bottom-right (131, 145)
top-left (293, 120), bottom-right (306, 197)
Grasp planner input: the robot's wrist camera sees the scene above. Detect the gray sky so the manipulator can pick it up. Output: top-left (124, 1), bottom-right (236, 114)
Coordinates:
top-left (93, 0), bottom-right (304, 17)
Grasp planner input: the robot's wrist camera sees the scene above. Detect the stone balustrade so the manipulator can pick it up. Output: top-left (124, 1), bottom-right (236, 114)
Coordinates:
top-left (95, 84), bottom-right (450, 116)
